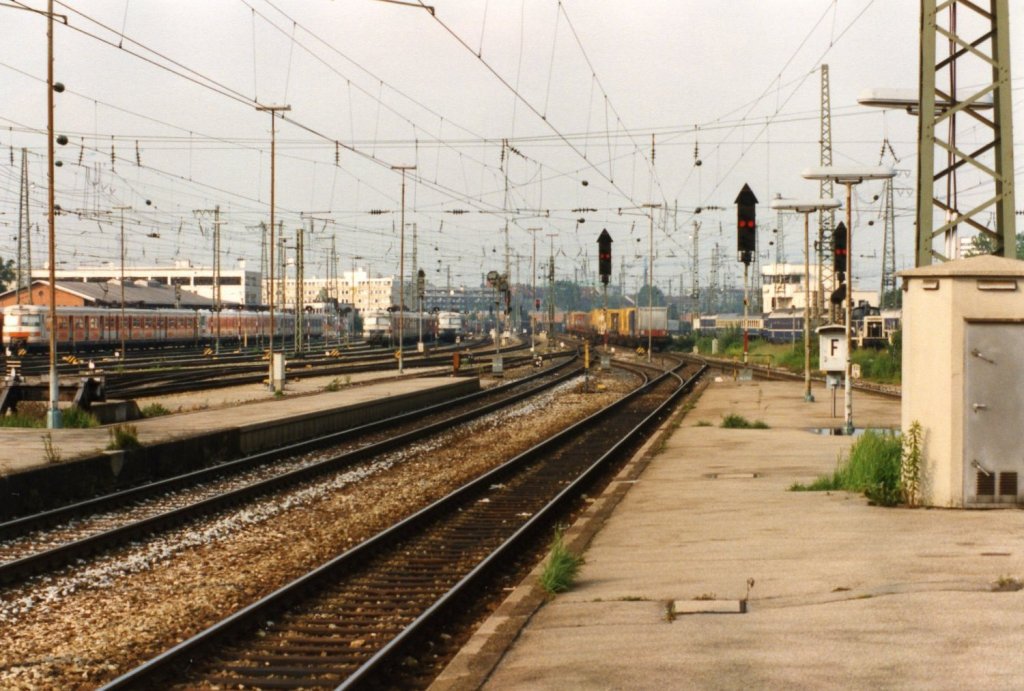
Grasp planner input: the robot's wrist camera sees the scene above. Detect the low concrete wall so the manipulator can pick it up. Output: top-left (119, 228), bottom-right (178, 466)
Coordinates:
top-left (0, 378), bottom-right (479, 518)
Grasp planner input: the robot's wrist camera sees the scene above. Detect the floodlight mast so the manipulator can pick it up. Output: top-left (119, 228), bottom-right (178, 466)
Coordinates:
top-left (802, 167), bottom-right (894, 434)
top-left (770, 198), bottom-right (842, 403)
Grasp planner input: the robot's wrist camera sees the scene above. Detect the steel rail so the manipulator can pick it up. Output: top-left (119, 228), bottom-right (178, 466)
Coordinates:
top-left (98, 360), bottom-right (704, 690)
top-left (0, 359), bottom-right (582, 583)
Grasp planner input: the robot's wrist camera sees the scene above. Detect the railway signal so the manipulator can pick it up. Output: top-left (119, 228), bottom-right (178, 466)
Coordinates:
top-left (735, 183), bottom-right (759, 364)
top-left (597, 229), bottom-right (612, 284)
top-left (833, 221), bottom-right (848, 281)
top-left (735, 183), bottom-right (758, 265)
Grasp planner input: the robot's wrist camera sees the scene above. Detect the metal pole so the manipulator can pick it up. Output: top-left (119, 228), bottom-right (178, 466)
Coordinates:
top-left (256, 104), bottom-right (290, 386)
top-left (45, 0), bottom-right (60, 428)
top-left (642, 203), bottom-right (661, 363)
top-left (844, 182), bottom-right (853, 434)
top-left (802, 211), bottom-right (813, 402)
top-left (119, 207), bottom-right (126, 359)
top-left (392, 165), bottom-right (415, 374)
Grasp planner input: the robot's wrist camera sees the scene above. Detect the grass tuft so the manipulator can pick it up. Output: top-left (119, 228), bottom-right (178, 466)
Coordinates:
top-left (60, 407), bottom-right (100, 428)
top-left (107, 424), bottom-right (141, 451)
top-left (790, 430), bottom-right (902, 505)
top-left (721, 414), bottom-right (769, 429)
top-left (140, 402), bottom-right (171, 418)
top-left (539, 528), bottom-right (584, 595)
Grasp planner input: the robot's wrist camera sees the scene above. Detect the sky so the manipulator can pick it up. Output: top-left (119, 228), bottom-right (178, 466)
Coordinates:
top-left (1, 0), bottom-right (1022, 300)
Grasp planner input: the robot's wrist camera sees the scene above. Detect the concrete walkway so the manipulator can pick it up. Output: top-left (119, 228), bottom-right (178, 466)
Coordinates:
top-left (435, 377), bottom-right (1024, 690)
top-left (0, 367), bottom-right (452, 475)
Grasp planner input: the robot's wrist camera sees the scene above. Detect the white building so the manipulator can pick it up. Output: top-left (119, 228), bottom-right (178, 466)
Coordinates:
top-left (34, 260), bottom-right (261, 306)
top-left (761, 262), bottom-right (877, 311)
top-left (268, 269), bottom-right (400, 313)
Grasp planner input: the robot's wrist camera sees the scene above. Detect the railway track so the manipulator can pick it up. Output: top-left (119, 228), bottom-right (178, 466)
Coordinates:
top-left (99, 358), bottom-right (705, 690)
top-left (685, 353), bottom-right (901, 398)
top-left (0, 356), bottom-right (581, 584)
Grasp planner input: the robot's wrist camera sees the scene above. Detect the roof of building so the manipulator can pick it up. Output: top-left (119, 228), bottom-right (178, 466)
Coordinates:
top-left (898, 254), bottom-right (1024, 279)
top-left (1, 280), bottom-right (216, 308)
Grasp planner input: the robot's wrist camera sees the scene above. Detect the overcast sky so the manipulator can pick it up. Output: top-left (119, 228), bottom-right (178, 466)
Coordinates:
top-left (1, 0), bottom-right (1022, 298)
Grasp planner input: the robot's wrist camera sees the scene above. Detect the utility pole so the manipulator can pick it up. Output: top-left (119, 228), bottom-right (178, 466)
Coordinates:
top-left (195, 206), bottom-right (223, 354)
top-left (527, 228), bottom-right (542, 350)
top-left (255, 103), bottom-right (289, 385)
top-left (391, 164), bottom-right (415, 374)
top-left (642, 202), bottom-right (662, 362)
top-left (691, 221), bottom-right (701, 321)
top-left (546, 232), bottom-right (557, 343)
top-left (294, 224), bottom-right (305, 353)
top-left (114, 205), bottom-right (132, 359)
top-left (214, 206), bottom-right (221, 354)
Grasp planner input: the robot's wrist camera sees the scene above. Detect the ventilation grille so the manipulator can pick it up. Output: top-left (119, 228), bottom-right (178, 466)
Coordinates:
top-left (999, 472), bottom-right (1018, 497)
top-left (977, 472), bottom-right (996, 496)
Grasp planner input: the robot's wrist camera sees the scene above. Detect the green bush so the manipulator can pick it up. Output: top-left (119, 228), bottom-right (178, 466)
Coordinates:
top-left (791, 430), bottom-right (902, 505)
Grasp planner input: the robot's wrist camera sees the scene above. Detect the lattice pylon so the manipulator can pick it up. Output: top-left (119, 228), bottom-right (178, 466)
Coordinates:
top-left (817, 64), bottom-right (837, 323)
top-left (916, 0), bottom-right (1016, 265)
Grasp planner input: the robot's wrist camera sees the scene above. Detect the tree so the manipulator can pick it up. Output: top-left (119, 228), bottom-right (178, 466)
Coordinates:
top-left (966, 232), bottom-right (1024, 260)
top-left (0, 257), bottom-right (14, 293)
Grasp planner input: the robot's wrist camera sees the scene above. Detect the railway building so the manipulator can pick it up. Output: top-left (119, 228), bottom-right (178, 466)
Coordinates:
top-left (31, 261), bottom-right (260, 307)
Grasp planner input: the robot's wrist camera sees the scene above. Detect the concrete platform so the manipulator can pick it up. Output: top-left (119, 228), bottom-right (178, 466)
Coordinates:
top-left (0, 369), bottom-right (476, 516)
top-left (434, 377), bottom-right (1024, 690)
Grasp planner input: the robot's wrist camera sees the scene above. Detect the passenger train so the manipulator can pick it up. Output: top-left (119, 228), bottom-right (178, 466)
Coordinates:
top-left (2, 303), bottom-right (339, 353)
top-left (362, 309), bottom-right (440, 346)
top-left (437, 311), bottom-right (465, 342)
top-left (696, 305), bottom-right (901, 348)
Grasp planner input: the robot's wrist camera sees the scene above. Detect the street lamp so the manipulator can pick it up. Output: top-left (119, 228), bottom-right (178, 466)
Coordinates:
top-left (801, 166), bottom-right (895, 433)
top-left (770, 197), bottom-right (842, 402)
top-left (642, 203), bottom-right (662, 363)
top-left (391, 164), bottom-right (415, 374)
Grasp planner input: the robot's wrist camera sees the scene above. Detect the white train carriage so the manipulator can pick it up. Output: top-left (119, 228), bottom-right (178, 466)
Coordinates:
top-left (437, 311), bottom-right (465, 342)
top-left (362, 310), bottom-right (439, 346)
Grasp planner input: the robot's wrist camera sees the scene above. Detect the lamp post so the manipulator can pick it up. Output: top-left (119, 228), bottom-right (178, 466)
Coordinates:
top-left (802, 166), bottom-right (895, 433)
top-left (256, 104), bottom-right (290, 388)
top-left (391, 165), bottom-right (415, 374)
top-left (642, 203), bottom-right (662, 363)
top-left (770, 198), bottom-right (842, 402)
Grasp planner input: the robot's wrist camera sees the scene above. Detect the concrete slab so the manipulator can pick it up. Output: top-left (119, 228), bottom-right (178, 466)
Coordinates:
top-left (0, 369), bottom-right (458, 476)
top-left (435, 377), bottom-right (1024, 690)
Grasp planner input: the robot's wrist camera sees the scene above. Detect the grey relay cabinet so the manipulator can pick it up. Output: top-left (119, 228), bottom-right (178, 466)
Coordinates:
top-left (900, 255), bottom-right (1024, 508)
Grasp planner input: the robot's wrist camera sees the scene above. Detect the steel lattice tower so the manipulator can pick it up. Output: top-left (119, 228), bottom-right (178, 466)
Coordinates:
top-left (916, 0), bottom-right (1016, 264)
top-left (880, 176), bottom-right (898, 307)
top-left (817, 65), bottom-right (837, 322)
top-left (16, 148), bottom-right (32, 303)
